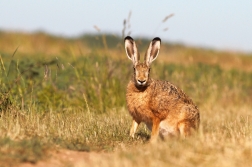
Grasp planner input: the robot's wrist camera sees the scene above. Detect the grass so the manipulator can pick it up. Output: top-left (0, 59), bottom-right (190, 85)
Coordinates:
top-left (0, 31), bottom-right (252, 166)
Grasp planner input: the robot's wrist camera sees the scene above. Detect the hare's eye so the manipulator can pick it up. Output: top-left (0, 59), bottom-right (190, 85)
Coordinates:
top-left (149, 68), bottom-right (151, 72)
top-left (133, 67), bottom-right (136, 74)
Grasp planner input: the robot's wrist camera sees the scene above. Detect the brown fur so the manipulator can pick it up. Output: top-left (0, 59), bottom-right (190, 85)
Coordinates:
top-left (124, 36), bottom-right (200, 142)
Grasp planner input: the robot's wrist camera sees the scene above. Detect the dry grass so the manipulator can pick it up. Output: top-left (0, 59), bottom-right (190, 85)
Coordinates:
top-left (158, 47), bottom-right (252, 72)
top-left (0, 31), bottom-right (91, 56)
top-left (1, 105), bottom-right (252, 167)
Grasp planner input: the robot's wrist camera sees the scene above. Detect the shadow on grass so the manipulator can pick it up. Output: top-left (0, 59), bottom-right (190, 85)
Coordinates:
top-left (135, 131), bottom-right (150, 141)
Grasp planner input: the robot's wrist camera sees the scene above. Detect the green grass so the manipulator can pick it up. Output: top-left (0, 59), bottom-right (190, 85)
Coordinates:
top-left (1, 51), bottom-right (251, 113)
top-left (0, 31), bottom-right (252, 166)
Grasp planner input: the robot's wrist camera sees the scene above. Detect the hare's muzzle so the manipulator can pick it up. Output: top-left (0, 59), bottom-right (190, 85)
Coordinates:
top-left (137, 79), bottom-right (147, 86)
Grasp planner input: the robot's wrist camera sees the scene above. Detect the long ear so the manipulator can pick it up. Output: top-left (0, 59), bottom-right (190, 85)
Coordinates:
top-left (145, 37), bottom-right (161, 66)
top-left (124, 36), bottom-right (139, 65)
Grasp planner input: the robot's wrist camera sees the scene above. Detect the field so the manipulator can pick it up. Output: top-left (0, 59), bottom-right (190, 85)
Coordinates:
top-left (0, 31), bottom-right (252, 167)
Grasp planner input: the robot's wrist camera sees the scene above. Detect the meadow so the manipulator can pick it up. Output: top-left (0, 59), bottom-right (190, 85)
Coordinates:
top-left (0, 31), bottom-right (252, 166)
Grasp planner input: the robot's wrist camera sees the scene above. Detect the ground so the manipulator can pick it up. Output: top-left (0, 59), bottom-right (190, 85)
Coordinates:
top-left (18, 149), bottom-right (109, 167)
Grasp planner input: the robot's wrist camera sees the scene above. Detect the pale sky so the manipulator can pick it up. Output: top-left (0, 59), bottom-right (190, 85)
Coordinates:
top-left (1, 0), bottom-right (252, 52)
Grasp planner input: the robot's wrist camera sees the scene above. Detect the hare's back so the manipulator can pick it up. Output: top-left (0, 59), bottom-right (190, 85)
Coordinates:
top-left (150, 80), bottom-right (195, 111)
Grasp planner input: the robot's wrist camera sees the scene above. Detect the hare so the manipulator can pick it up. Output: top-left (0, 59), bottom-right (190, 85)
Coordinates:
top-left (124, 36), bottom-right (200, 142)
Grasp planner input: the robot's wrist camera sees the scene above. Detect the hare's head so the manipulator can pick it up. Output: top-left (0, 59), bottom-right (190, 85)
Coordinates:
top-left (124, 36), bottom-right (161, 87)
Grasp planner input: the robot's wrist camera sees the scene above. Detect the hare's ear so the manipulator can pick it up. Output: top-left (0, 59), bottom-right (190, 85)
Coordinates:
top-left (145, 37), bottom-right (161, 66)
top-left (124, 36), bottom-right (139, 65)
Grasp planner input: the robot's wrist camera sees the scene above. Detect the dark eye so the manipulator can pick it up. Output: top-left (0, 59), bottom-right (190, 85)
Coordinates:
top-left (149, 68), bottom-right (151, 72)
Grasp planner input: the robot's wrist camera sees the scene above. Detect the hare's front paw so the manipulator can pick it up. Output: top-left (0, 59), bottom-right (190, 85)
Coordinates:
top-left (130, 120), bottom-right (139, 138)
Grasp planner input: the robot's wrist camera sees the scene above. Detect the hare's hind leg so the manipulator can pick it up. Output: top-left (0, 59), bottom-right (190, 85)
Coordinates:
top-left (178, 105), bottom-right (200, 138)
top-left (178, 120), bottom-right (198, 138)
top-left (130, 120), bottom-right (139, 138)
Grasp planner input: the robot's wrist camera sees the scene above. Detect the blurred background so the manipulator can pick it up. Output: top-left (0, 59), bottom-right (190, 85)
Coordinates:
top-left (1, 0), bottom-right (252, 52)
top-left (0, 1), bottom-right (251, 113)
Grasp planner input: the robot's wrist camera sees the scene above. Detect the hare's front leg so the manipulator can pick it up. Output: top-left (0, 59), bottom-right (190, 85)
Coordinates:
top-left (150, 118), bottom-right (160, 143)
top-left (130, 120), bottom-right (139, 138)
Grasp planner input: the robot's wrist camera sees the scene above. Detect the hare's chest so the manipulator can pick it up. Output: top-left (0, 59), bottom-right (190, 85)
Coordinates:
top-left (126, 90), bottom-right (153, 123)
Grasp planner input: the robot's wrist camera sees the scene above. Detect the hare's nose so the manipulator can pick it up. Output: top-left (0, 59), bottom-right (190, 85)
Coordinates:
top-left (138, 80), bottom-right (146, 84)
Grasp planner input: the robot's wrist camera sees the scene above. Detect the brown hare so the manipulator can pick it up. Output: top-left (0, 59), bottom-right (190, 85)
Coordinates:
top-left (124, 36), bottom-right (200, 142)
